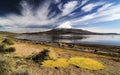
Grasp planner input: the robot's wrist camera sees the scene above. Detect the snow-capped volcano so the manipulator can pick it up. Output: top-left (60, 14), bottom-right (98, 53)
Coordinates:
top-left (57, 21), bottom-right (72, 29)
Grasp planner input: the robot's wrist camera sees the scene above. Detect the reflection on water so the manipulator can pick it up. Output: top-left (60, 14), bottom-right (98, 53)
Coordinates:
top-left (15, 34), bottom-right (120, 46)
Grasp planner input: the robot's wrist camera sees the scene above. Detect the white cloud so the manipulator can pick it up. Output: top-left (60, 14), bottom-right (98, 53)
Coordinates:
top-left (81, 0), bottom-right (89, 6)
top-left (94, 4), bottom-right (120, 23)
top-left (0, 0), bottom-right (56, 28)
top-left (81, 27), bottom-right (120, 33)
top-left (96, 4), bottom-right (120, 17)
top-left (97, 3), bottom-right (113, 12)
top-left (0, 27), bottom-right (51, 33)
top-left (58, 3), bottom-right (63, 10)
top-left (61, 1), bottom-right (78, 16)
top-left (72, 13), bottom-right (95, 23)
top-left (21, 1), bottom-right (33, 16)
top-left (95, 14), bottom-right (120, 23)
top-left (81, 2), bottom-right (104, 12)
top-left (69, 3), bottom-right (120, 26)
top-left (0, 0), bottom-right (120, 33)
top-left (0, 18), bottom-right (13, 26)
top-left (0, 0), bottom-right (79, 32)
top-left (54, 0), bottom-right (61, 4)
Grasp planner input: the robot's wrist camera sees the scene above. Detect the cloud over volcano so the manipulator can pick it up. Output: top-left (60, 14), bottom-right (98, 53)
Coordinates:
top-left (0, 0), bottom-right (120, 33)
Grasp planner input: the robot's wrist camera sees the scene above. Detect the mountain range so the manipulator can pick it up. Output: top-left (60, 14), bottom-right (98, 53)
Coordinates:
top-left (24, 28), bottom-right (118, 35)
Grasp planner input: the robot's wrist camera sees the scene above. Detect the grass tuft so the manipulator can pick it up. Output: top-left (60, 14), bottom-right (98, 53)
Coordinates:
top-left (5, 47), bottom-right (16, 53)
top-left (0, 57), bottom-right (16, 75)
top-left (0, 43), bottom-right (6, 52)
top-left (0, 43), bottom-right (16, 53)
top-left (0, 38), bottom-right (16, 53)
top-left (42, 58), bottom-right (69, 68)
top-left (2, 38), bottom-right (15, 45)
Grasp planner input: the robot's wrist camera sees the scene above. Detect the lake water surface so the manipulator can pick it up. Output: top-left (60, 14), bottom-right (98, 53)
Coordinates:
top-left (15, 34), bottom-right (120, 46)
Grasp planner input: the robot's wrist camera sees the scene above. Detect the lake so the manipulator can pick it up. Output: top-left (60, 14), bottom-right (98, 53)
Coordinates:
top-left (15, 34), bottom-right (120, 46)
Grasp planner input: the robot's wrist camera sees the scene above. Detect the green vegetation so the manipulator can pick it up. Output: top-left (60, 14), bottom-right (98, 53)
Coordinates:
top-left (0, 31), bottom-right (17, 37)
top-left (2, 38), bottom-right (15, 45)
top-left (5, 47), bottom-right (16, 53)
top-left (0, 57), bottom-right (16, 75)
top-left (0, 43), bottom-right (6, 52)
top-left (28, 48), bottom-right (104, 70)
top-left (0, 55), bottom-right (30, 75)
top-left (13, 69), bottom-right (29, 75)
top-left (28, 48), bottom-right (57, 62)
top-left (0, 38), bottom-right (16, 53)
top-left (0, 36), bottom-right (17, 75)
top-left (12, 65), bottom-right (30, 75)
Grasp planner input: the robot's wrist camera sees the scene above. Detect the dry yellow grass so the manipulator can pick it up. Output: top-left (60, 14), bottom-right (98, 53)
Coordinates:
top-left (69, 57), bottom-right (104, 70)
top-left (9, 41), bottom-right (106, 70)
top-left (11, 43), bottom-right (43, 57)
top-left (42, 48), bottom-right (58, 60)
top-left (10, 41), bottom-right (110, 59)
top-left (10, 42), bottom-right (105, 70)
top-left (42, 58), bottom-right (69, 68)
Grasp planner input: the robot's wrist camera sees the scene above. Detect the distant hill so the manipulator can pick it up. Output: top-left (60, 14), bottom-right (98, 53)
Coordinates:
top-left (0, 31), bottom-right (18, 37)
top-left (0, 31), bottom-right (14, 34)
top-left (42, 29), bottom-right (96, 34)
top-left (24, 28), bottom-right (118, 35)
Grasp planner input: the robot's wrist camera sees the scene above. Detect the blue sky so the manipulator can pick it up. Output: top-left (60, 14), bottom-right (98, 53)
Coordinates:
top-left (0, 0), bottom-right (120, 33)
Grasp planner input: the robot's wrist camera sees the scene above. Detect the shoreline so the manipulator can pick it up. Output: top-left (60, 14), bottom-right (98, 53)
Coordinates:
top-left (14, 39), bottom-right (120, 57)
top-left (1, 37), bottom-right (120, 75)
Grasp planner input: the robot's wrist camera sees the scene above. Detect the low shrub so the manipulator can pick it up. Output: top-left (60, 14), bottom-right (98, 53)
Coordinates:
top-left (5, 47), bottom-right (16, 53)
top-left (30, 49), bottom-right (50, 62)
top-left (29, 48), bottom-right (57, 62)
top-left (0, 43), bottom-right (16, 53)
top-left (2, 38), bottom-right (15, 45)
top-left (0, 43), bottom-right (6, 52)
top-left (0, 57), bottom-right (16, 75)
top-left (13, 67), bottom-right (29, 75)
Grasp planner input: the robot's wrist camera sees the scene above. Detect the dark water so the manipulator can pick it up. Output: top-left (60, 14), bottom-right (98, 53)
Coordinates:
top-left (15, 34), bottom-right (120, 46)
